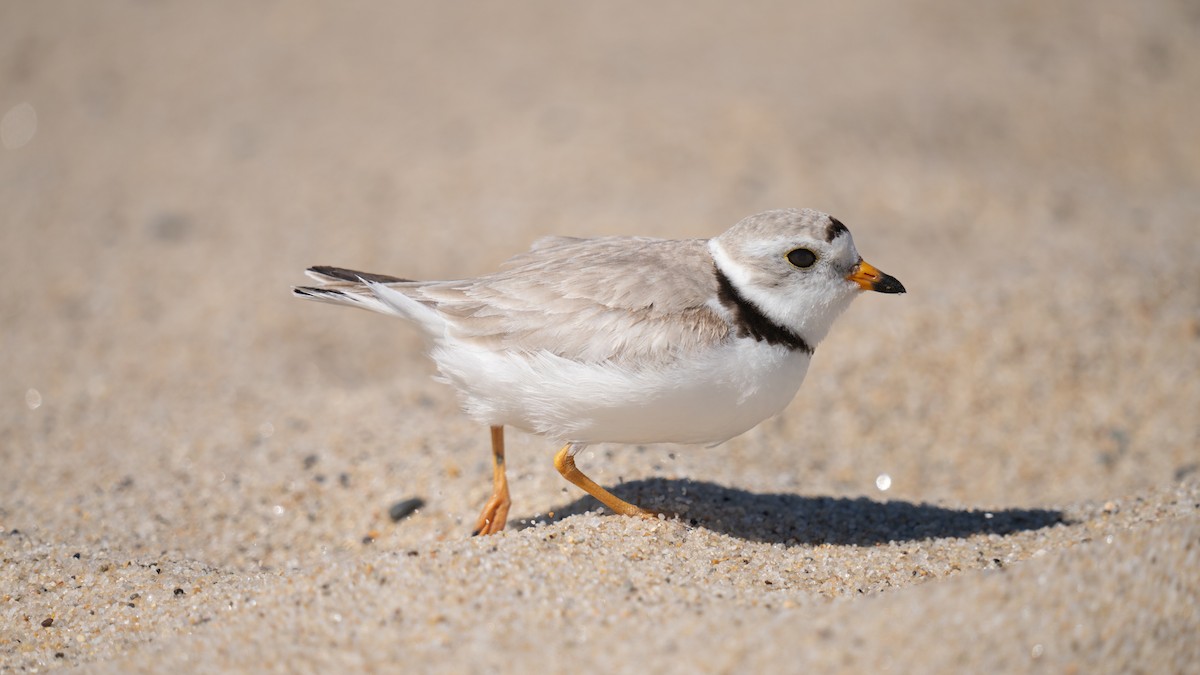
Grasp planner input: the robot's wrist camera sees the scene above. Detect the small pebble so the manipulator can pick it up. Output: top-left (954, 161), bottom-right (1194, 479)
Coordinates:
top-left (388, 497), bottom-right (426, 522)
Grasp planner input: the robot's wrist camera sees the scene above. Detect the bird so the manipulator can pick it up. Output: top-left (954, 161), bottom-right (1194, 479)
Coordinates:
top-left (293, 208), bottom-right (904, 535)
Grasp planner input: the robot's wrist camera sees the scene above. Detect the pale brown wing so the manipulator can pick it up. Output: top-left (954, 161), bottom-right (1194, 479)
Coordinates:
top-left (413, 237), bottom-right (731, 366)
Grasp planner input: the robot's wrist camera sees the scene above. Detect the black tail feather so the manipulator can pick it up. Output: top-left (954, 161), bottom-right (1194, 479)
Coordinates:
top-left (292, 286), bottom-right (342, 299)
top-left (308, 266), bottom-right (412, 284)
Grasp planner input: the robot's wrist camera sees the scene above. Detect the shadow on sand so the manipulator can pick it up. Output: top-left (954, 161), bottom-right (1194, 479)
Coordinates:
top-left (513, 477), bottom-right (1066, 546)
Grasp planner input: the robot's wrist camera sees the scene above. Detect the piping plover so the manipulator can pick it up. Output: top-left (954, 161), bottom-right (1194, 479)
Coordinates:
top-left (294, 208), bottom-right (904, 534)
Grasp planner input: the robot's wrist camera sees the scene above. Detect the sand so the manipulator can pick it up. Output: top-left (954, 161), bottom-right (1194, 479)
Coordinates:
top-left (2, 2), bottom-right (1198, 672)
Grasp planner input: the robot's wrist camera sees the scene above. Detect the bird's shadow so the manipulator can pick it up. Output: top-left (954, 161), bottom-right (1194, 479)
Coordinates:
top-left (512, 478), bottom-right (1066, 546)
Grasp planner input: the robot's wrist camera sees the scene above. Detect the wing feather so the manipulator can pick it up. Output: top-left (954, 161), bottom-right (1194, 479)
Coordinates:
top-left (296, 237), bottom-right (732, 367)
top-left (423, 237), bottom-right (731, 365)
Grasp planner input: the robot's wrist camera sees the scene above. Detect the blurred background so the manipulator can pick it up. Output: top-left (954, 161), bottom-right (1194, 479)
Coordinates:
top-left (1, 1), bottom-right (1197, 560)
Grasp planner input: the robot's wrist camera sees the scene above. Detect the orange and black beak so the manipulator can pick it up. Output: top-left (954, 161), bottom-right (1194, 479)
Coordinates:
top-left (847, 259), bottom-right (905, 294)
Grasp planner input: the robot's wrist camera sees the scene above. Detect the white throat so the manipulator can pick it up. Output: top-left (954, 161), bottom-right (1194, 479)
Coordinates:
top-left (708, 238), bottom-right (857, 347)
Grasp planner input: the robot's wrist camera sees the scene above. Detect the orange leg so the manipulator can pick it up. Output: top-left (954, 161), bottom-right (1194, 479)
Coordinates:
top-left (553, 443), bottom-right (657, 518)
top-left (471, 426), bottom-right (511, 536)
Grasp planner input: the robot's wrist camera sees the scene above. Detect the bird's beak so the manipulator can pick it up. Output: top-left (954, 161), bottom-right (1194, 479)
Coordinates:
top-left (847, 259), bottom-right (906, 294)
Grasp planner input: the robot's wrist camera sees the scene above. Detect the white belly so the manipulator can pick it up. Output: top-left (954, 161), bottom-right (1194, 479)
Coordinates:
top-left (433, 338), bottom-right (811, 445)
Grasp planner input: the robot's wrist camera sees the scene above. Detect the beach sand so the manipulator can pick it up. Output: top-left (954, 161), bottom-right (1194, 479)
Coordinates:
top-left (2, 2), bottom-right (1198, 672)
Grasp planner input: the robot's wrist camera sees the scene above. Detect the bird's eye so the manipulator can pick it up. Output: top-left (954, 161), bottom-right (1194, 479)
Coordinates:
top-left (786, 248), bottom-right (817, 268)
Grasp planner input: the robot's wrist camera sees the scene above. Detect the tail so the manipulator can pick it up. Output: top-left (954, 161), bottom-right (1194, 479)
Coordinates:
top-left (293, 266), bottom-right (441, 326)
top-left (303, 265), bottom-right (413, 285)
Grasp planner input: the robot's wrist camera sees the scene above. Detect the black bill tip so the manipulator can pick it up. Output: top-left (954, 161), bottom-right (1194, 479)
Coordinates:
top-left (873, 274), bottom-right (906, 294)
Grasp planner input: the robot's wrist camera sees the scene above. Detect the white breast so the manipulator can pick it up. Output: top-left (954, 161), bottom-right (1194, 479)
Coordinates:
top-left (431, 337), bottom-right (811, 445)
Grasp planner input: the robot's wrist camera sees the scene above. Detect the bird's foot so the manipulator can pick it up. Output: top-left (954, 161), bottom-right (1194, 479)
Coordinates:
top-left (471, 491), bottom-right (511, 536)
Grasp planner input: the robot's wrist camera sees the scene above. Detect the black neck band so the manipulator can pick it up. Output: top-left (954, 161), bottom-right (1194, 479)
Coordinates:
top-left (714, 266), bottom-right (813, 355)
